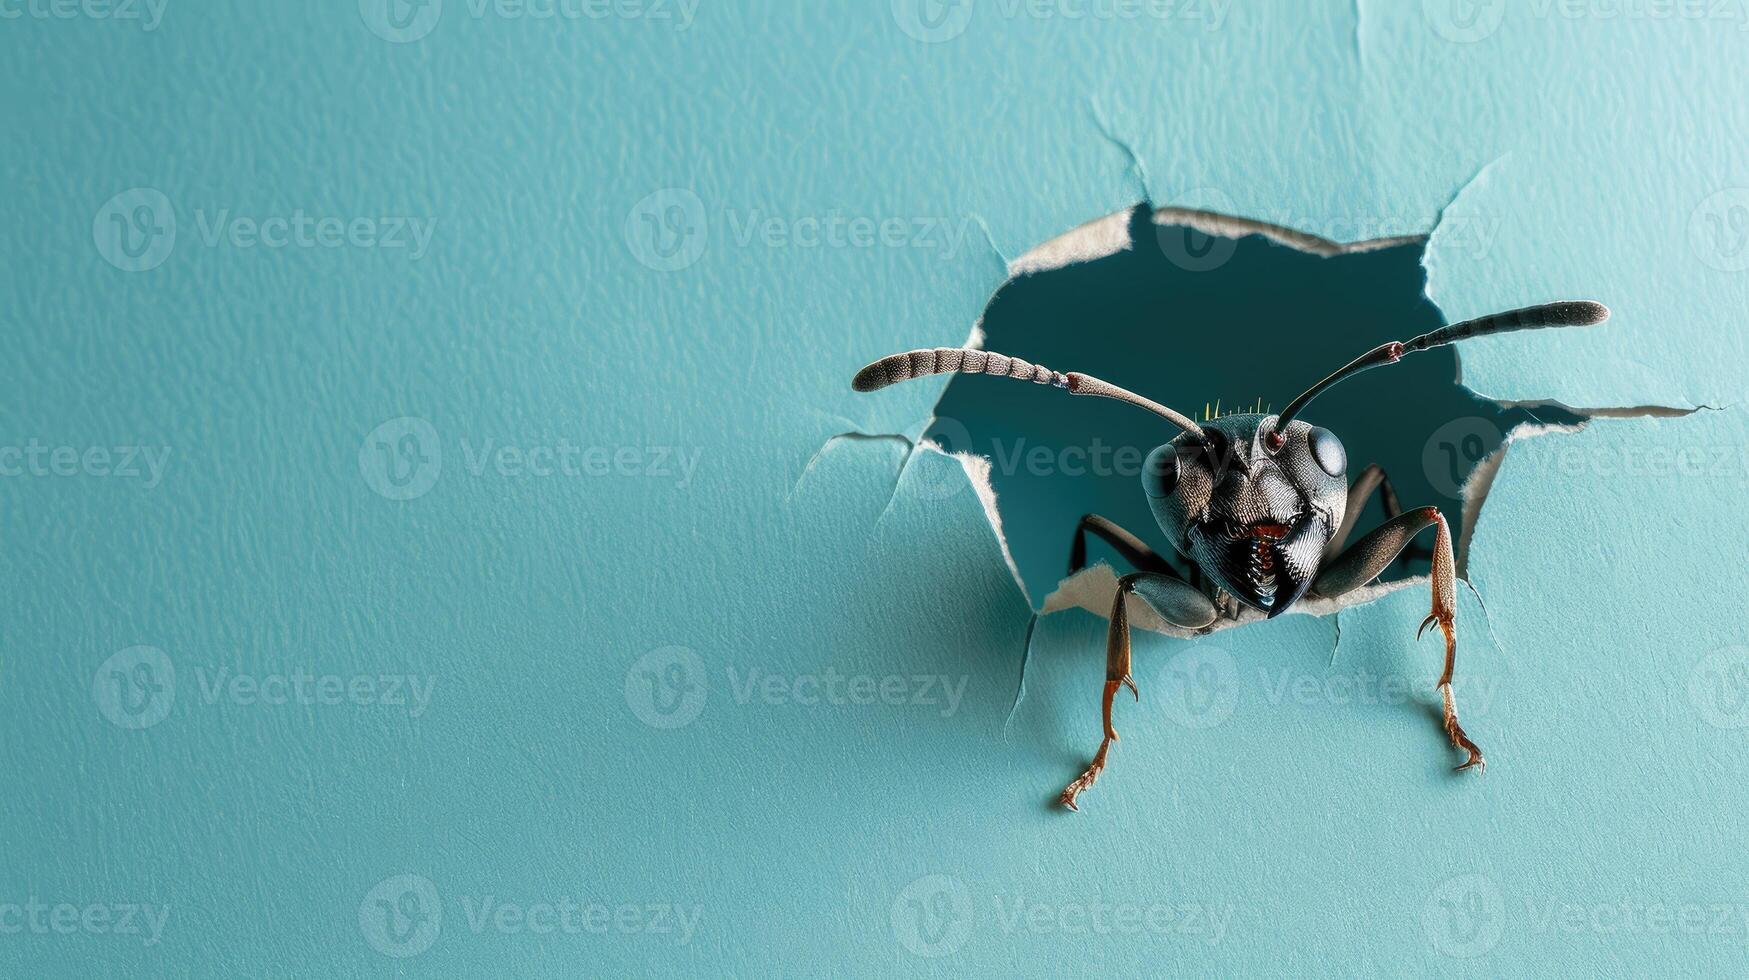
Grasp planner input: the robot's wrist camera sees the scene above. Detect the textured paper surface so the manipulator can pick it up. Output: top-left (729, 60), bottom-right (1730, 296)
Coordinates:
top-left (3, 2), bottom-right (1747, 975)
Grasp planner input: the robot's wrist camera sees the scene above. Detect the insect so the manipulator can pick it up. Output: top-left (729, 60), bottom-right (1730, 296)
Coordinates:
top-left (852, 300), bottom-right (1610, 810)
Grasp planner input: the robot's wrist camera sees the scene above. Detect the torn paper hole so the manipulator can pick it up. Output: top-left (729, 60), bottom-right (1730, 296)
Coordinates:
top-left (912, 203), bottom-right (1601, 636)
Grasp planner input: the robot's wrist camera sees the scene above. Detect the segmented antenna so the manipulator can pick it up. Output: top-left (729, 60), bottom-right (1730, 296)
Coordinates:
top-left (852, 347), bottom-right (1203, 435)
top-left (1401, 300), bottom-right (1608, 353)
top-left (1267, 300), bottom-right (1609, 449)
top-left (853, 347), bottom-right (1066, 391)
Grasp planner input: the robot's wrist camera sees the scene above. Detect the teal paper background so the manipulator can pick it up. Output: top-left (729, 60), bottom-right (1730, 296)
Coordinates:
top-left (3, 1), bottom-right (1749, 975)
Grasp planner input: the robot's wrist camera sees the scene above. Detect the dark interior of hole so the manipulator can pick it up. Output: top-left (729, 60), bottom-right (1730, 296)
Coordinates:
top-left (927, 204), bottom-right (1579, 608)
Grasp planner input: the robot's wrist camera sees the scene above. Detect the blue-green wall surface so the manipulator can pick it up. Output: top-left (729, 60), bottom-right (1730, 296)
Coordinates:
top-left (3, 2), bottom-right (1748, 976)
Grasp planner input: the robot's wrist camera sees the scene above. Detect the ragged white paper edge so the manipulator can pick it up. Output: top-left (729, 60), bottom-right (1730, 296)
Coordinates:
top-left (836, 197), bottom-right (1696, 640)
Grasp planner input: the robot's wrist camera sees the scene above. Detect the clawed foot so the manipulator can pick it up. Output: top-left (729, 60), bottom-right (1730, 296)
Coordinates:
top-left (1439, 682), bottom-right (1486, 773)
top-left (1415, 611), bottom-right (1446, 644)
top-left (1059, 675), bottom-right (1136, 812)
top-left (1059, 735), bottom-right (1116, 812)
top-left (1421, 612), bottom-right (1486, 775)
top-left (1058, 766), bottom-right (1099, 812)
top-left (1056, 672), bottom-right (1140, 812)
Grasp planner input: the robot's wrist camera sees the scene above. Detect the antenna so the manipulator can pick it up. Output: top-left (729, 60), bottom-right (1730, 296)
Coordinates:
top-left (853, 347), bottom-right (1204, 436)
top-left (1266, 301), bottom-right (1610, 450)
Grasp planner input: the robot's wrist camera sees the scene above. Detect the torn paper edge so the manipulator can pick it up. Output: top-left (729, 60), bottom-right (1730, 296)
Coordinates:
top-left (987, 202), bottom-right (1479, 639)
top-left (841, 201), bottom-right (1495, 642)
top-left (832, 194), bottom-right (1701, 659)
top-left (1006, 208), bottom-right (1136, 279)
top-left (932, 442), bottom-right (1030, 609)
top-left (959, 198), bottom-right (1707, 648)
top-left (1453, 418), bottom-right (1583, 574)
top-left (1149, 207), bottom-right (1423, 259)
top-left (1006, 205), bottom-right (1425, 281)
top-left (1039, 561), bottom-right (1423, 640)
top-left (1038, 415), bottom-right (1586, 640)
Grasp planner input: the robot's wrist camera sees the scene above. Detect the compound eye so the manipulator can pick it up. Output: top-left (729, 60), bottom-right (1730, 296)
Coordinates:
top-left (1307, 426), bottom-right (1346, 478)
top-left (1142, 444), bottom-right (1180, 499)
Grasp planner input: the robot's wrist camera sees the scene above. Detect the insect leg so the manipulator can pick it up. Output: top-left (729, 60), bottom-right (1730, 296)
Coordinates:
top-left (1069, 513), bottom-right (1177, 577)
top-left (1059, 571), bottom-right (1217, 812)
top-left (1312, 507), bottom-right (1483, 772)
top-left (1324, 464), bottom-right (1429, 566)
